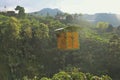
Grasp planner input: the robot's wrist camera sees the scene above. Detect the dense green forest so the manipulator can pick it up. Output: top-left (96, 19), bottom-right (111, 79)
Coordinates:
top-left (0, 6), bottom-right (120, 80)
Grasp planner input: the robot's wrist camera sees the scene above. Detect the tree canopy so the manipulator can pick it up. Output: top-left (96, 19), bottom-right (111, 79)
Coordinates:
top-left (0, 6), bottom-right (120, 80)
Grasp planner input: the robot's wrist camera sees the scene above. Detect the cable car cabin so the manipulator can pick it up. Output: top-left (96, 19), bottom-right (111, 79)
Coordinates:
top-left (55, 26), bottom-right (80, 50)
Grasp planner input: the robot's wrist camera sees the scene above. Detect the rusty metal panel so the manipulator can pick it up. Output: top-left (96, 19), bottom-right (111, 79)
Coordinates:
top-left (66, 32), bottom-right (73, 49)
top-left (57, 32), bottom-right (66, 49)
top-left (73, 32), bottom-right (79, 49)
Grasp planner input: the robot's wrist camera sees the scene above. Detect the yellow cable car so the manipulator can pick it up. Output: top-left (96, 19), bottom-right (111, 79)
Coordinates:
top-left (55, 26), bottom-right (80, 50)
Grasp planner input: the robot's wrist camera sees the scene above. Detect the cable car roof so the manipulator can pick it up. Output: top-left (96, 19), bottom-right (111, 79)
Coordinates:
top-left (55, 26), bottom-right (81, 32)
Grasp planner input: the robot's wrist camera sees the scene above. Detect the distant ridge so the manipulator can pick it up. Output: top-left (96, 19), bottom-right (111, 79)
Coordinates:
top-left (30, 8), bottom-right (63, 17)
top-left (30, 8), bottom-right (120, 26)
top-left (83, 13), bottom-right (120, 26)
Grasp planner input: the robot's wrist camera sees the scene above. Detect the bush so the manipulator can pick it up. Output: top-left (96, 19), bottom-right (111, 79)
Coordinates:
top-left (22, 70), bottom-right (112, 80)
top-left (40, 77), bottom-right (51, 80)
top-left (52, 71), bottom-right (72, 80)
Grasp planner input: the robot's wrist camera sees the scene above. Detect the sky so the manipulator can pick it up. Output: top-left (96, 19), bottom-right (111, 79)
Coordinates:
top-left (0, 0), bottom-right (120, 14)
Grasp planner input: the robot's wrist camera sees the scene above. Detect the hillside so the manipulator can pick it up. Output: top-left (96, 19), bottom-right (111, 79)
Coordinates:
top-left (0, 8), bottom-right (120, 80)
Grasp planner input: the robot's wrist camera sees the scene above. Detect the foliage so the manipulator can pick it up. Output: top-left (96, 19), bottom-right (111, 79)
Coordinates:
top-left (52, 71), bottom-right (72, 80)
top-left (65, 14), bottom-right (73, 23)
top-left (40, 77), bottom-right (51, 80)
top-left (0, 8), bottom-right (120, 80)
top-left (96, 22), bottom-right (109, 33)
top-left (22, 70), bottom-right (112, 80)
top-left (15, 5), bottom-right (25, 18)
top-left (106, 24), bottom-right (114, 32)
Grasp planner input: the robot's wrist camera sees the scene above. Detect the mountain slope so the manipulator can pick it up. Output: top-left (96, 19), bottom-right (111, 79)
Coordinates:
top-left (30, 8), bottom-right (63, 17)
top-left (83, 13), bottom-right (120, 26)
top-left (30, 8), bottom-right (120, 26)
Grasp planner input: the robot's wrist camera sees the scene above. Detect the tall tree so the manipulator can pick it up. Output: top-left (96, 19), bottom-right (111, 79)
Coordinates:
top-left (106, 24), bottom-right (114, 32)
top-left (116, 25), bottom-right (120, 36)
top-left (66, 14), bottom-right (73, 23)
top-left (106, 35), bottom-right (120, 79)
top-left (96, 22), bottom-right (109, 33)
top-left (0, 16), bottom-right (21, 79)
top-left (15, 6), bottom-right (25, 18)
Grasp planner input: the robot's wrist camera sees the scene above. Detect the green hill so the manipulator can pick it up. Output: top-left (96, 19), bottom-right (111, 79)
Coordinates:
top-left (0, 9), bottom-right (120, 80)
